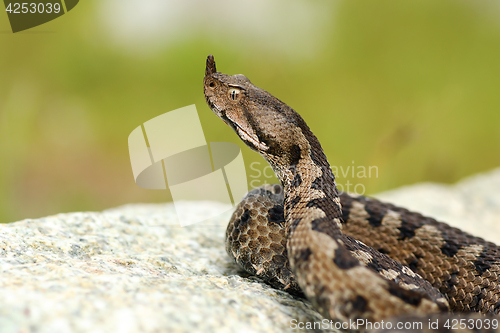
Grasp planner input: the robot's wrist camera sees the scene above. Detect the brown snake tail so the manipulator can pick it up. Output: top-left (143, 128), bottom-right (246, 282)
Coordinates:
top-left (203, 55), bottom-right (500, 331)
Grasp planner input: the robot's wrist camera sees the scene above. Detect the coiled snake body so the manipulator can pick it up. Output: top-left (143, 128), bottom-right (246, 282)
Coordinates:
top-left (203, 55), bottom-right (500, 331)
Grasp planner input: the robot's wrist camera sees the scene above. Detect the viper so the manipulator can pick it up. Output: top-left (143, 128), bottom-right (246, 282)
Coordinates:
top-left (203, 55), bottom-right (500, 331)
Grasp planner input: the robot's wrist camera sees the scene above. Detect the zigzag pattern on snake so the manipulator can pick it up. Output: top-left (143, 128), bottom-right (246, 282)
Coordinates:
top-left (203, 55), bottom-right (500, 330)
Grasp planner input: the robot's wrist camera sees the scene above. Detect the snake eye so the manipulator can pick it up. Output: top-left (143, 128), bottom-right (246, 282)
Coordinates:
top-left (228, 88), bottom-right (242, 101)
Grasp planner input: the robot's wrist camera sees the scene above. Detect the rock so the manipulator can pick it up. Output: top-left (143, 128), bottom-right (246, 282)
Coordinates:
top-left (0, 205), bottom-right (325, 333)
top-left (1, 168), bottom-right (499, 333)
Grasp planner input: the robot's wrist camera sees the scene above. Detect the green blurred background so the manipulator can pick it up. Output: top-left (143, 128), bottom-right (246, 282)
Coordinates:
top-left (1, 0), bottom-right (499, 223)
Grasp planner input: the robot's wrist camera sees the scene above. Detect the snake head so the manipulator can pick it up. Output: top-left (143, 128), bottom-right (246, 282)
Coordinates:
top-left (204, 55), bottom-right (317, 169)
top-left (204, 55), bottom-right (268, 152)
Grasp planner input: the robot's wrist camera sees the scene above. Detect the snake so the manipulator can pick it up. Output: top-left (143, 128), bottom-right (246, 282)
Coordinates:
top-left (203, 55), bottom-right (500, 331)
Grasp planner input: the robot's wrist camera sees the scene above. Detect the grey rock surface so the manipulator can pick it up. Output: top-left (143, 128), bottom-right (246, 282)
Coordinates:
top-left (0, 204), bottom-right (324, 333)
top-left (1, 167), bottom-right (500, 333)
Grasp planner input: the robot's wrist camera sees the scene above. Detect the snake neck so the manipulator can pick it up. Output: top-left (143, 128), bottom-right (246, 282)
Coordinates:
top-left (269, 128), bottom-right (344, 237)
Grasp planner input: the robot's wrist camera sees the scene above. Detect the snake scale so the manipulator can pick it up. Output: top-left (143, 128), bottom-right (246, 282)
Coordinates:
top-left (203, 55), bottom-right (500, 331)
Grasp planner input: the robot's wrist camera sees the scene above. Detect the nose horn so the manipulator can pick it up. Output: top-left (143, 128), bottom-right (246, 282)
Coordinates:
top-left (206, 55), bottom-right (217, 76)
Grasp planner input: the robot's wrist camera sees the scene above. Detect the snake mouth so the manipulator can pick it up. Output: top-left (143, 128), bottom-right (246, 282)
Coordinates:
top-left (234, 124), bottom-right (268, 151)
top-left (205, 95), bottom-right (219, 115)
top-left (224, 115), bottom-right (268, 152)
top-left (208, 102), bottom-right (268, 152)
